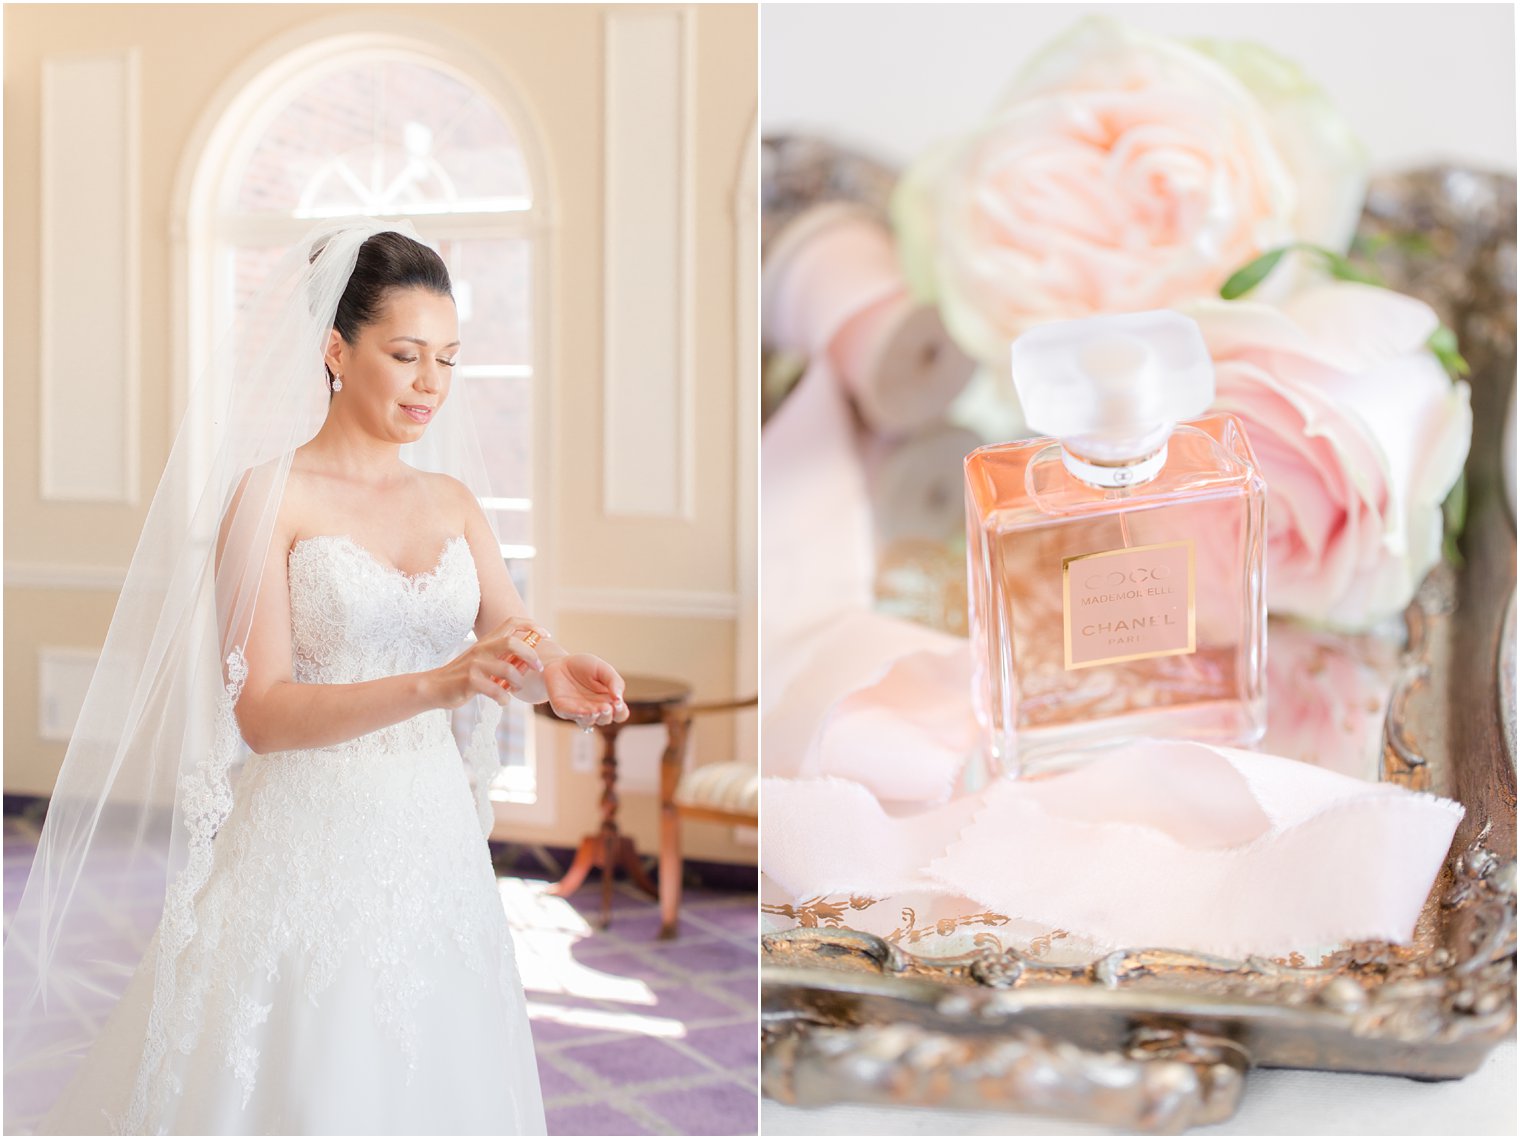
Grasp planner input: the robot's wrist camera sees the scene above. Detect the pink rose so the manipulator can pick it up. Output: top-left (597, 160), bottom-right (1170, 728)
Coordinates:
top-left (1188, 283), bottom-right (1472, 630)
top-left (893, 17), bottom-right (1365, 366)
top-left (1262, 618), bottom-right (1401, 779)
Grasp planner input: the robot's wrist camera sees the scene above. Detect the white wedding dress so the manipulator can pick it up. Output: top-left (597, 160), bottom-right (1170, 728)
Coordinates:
top-left (42, 533), bottom-right (546, 1136)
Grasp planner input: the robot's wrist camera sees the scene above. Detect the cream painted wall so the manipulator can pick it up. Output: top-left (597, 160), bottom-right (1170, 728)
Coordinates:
top-left (3, 4), bottom-right (758, 865)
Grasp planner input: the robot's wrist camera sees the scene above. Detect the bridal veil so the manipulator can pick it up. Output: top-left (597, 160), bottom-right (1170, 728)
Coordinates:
top-left (3, 218), bottom-right (510, 1132)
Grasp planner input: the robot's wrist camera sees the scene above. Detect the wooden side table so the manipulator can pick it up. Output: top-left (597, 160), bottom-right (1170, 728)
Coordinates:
top-left (535, 675), bottom-right (692, 929)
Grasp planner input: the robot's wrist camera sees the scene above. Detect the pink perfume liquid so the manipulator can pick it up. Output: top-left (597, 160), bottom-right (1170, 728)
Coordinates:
top-left (965, 413), bottom-right (1267, 776)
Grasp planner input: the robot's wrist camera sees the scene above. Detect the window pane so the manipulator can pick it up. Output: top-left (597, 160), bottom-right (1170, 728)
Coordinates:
top-left (221, 244), bottom-right (318, 421)
top-left (467, 374), bottom-right (533, 503)
top-left (496, 704), bottom-right (532, 775)
top-left (505, 558), bottom-right (533, 606)
top-left (231, 244), bottom-right (292, 312)
top-left (232, 59), bottom-right (530, 215)
top-left (486, 505), bottom-right (533, 550)
top-left (435, 238), bottom-right (531, 366)
top-left (451, 699), bottom-right (533, 793)
top-left (430, 94), bottom-right (532, 205)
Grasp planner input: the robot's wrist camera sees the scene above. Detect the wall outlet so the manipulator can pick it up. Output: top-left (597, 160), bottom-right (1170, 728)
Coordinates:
top-left (38, 647), bottom-right (101, 742)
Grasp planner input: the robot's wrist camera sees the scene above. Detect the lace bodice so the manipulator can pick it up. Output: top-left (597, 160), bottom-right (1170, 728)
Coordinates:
top-left (285, 533), bottom-right (478, 753)
top-left (288, 533), bottom-right (478, 682)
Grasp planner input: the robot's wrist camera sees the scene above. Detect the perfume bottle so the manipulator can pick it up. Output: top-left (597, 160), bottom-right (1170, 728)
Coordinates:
top-left (964, 311), bottom-right (1267, 776)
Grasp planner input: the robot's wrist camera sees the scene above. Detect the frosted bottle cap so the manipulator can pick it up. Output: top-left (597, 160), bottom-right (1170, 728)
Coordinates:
top-left (1010, 310), bottom-right (1215, 464)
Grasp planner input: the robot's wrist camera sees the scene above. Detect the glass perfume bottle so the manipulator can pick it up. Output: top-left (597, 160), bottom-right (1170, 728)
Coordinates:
top-left (964, 311), bottom-right (1267, 777)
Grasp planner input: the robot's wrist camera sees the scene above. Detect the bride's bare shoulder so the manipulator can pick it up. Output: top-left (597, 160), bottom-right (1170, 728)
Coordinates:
top-left (416, 467), bottom-right (472, 498)
top-left (415, 468), bottom-right (482, 528)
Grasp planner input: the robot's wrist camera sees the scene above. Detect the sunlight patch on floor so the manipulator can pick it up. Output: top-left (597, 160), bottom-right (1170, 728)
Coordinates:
top-left (525, 998), bottom-right (686, 1040)
top-left (498, 877), bottom-right (658, 1005)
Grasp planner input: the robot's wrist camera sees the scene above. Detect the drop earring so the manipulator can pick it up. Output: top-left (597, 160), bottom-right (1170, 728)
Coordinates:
top-left (331, 374), bottom-right (343, 393)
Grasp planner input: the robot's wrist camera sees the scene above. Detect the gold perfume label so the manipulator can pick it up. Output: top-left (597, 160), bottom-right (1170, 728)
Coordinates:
top-left (1062, 540), bottom-right (1196, 670)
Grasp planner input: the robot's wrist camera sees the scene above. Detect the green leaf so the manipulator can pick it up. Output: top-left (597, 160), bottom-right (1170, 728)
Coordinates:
top-left (1442, 471), bottom-right (1468, 567)
top-left (1427, 324), bottom-right (1471, 379)
top-left (1221, 242), bottom-right (1387, 300)
top-left (1350, 231), bottom-right (1434, 260)
top-left (1393, 231), bottom-right (1436, 257)
top-left (1350, 232), bottom-right (1391, 258)
top-left (1322, 251), bottom-right (1381, 286)
top-left (1219, 247), bottom-right (1290, 300)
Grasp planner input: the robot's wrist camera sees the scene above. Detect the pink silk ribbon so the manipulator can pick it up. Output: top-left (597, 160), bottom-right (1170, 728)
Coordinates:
top-left (765, 203), bottom-right (973, 437)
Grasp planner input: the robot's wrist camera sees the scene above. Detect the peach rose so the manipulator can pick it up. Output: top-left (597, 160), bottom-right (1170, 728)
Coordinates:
top-left (893, 17), bottom-right (1365, 367)
top-left (1187, 283), bottom-right (1472, 631)
top-left (1262, 618), bottom-right (1401, 780)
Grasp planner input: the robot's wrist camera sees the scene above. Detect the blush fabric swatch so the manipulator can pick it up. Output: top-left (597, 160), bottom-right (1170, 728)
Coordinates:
top-left (928, 739), bottom-right (1463, 957)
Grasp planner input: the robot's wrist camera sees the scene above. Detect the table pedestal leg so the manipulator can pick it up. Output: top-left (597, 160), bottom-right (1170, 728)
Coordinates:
top-left (544, 723), bottom-right (658, 927)
top-left (547, 836), bottom-right (601, 900)
top-left (599, 722), bottom-right (620, 927)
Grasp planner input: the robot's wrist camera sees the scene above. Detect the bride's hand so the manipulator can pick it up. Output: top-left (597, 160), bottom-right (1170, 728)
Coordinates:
top-left (544, 654), bottom-right (628, 727)
top-left (424, 628), bottom-right (544, 709)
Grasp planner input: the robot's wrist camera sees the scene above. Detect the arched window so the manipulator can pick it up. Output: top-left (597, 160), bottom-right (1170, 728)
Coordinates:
top-left (181, 41), bottom-right (546, 804)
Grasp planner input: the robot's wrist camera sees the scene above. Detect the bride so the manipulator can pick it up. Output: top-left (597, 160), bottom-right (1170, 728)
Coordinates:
top-left (5, 221), bottom-right (625, 1134)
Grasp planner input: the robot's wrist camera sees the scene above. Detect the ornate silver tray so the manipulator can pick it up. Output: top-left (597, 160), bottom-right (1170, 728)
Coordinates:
top-left (759, 152), bottom-right (1517, 1131)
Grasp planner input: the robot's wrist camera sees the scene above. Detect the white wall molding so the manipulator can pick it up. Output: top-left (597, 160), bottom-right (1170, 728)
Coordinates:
top-left (679, 8), bottom-right (699, 526)
top-left (601, 9), bottom-right (693, 520)
top-left (734, 114), bottom-right (760, 760)
top-left (37, 646), bottom-right (102, 742)
top-left (40, 50), bottom-right (140, 505)
top-left (556, 586), bottom-right (738, 621)
top-left (6, 563), bottom-right (128, 591)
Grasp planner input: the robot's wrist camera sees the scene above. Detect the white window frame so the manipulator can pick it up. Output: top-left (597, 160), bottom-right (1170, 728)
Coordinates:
top-left (168, 18), bottom-right (559, 826)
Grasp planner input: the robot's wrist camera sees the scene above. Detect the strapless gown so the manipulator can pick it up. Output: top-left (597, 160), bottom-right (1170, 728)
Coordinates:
top-left (42, 533), bottom-right (546, 1135)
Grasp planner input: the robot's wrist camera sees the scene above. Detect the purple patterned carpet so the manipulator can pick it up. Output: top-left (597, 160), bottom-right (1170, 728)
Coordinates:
top-left (4, 813), bottom-right (758, 1136)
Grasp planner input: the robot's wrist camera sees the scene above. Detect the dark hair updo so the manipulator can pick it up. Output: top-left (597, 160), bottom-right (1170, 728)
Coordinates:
top-left (334, 231), bottom-right (453, 342)
top-left (315, 230), bottom-right (453, 385)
